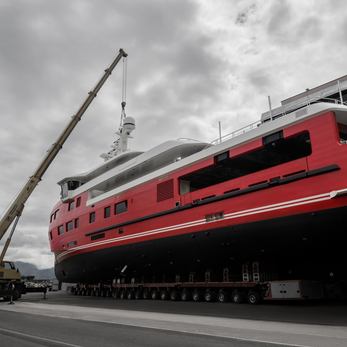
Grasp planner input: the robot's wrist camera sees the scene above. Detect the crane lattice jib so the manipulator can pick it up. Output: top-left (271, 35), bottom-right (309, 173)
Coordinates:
top-left (0, 48), bottom-right (128, 242)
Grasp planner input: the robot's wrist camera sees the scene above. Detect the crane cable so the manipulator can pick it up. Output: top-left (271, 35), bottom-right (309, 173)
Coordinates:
top-left (120, 56), bottom-right (127, 127)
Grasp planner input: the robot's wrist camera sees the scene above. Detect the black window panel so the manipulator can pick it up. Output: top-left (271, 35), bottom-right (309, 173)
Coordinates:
top-left (66, 220), bottom-right (73, 231)
top-left (215, 151), bottom-right (229, 163)
top-left (263, 130), bottom-right (283, 145)
top-left (338, 123), bottom-right (347, 141)
top-left (54, 209), bottom-right (59, 219)
top-left (180, 131), bottom-right (311, 192)
top-left (49, 230), bottom-right (53, 240)
top-left (68, 201), bottom-right (75, 211)
top-left (89, 212), bottom-right (96, 223)
top-left (67, 180), bottom-right (80, 190)
top-left (115, 201), bottom-right (128, 215)
top-left (58, 225), bottom-right (64, 235)
top-left (67, 241), bottom-right (77, 247)
top-left (91, 233), bottom-right (105, 241)
top-left (76, 197), bottom-right (81, 208)
top-left (74, 218), bottom-right (79, 228)
top-left (104, 206), bottom-right (111, 218)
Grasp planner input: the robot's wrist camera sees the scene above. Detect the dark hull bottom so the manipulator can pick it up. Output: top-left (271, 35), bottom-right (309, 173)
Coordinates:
top-left (56, 206), bottom-right (347, 283)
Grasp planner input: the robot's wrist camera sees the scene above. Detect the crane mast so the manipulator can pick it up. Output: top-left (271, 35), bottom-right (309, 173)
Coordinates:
top-left (0, 49), bottom-right (128, 251)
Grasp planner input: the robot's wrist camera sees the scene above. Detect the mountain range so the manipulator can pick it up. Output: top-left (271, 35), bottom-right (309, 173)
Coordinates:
top-left (15, 261), bottom-right (55, 279)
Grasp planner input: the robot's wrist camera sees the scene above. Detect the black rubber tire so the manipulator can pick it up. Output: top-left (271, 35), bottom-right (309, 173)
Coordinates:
top-left (151, 290), bottom-right (158, 300)
top-left (142, 289), bottom-right (150, 299)
top-left (204, 289), bottom-right (214, 302)
top-left (247, 290), bottom-right (261, 305)
top-left (170, 289), bottom-right (179, 301)
top-left (119, 290), bottom-right (126, 300)
top-left (231, 290), bottom-right (244, 304)
top-left (135, 290), bottom-right (142, 300)
top-left (160, 290), bottom-right (169, 300)
top-left (217, 289), bottom-right (227, 303)
top-left (180, 289), bottom-right (190, 301)
top-left (192, 289), bottom-right (201, 302)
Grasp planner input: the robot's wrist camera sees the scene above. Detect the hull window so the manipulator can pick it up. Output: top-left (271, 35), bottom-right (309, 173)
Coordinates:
top-left (58, 225), bottom-right (64, 235)
top-left (76, 197), bottom-right (81, 207)
top-left (180, 131), bottom-right (311, 192)
top-left (74, 218), bottom-right (79, 229)
top-left (91, 233), bottom-right (105, 241)
top-left (89, 212), bottom-right (96, 223)
top-left (68, 201), bottom-right (75, 211)
top-left (115, 201), bottom-right (128, 214)
top-left (66, 220), bottom-right (73, 231)
top-left (104, 206), bottom-right (111, 218)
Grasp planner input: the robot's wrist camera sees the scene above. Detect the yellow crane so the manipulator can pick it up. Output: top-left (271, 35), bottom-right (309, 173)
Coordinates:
top-left (0, 49), bottom-right (127, 300)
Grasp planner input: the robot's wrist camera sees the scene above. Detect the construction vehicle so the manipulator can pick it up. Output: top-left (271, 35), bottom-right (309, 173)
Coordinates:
top-left (0, 49), bottom-right (127, 300)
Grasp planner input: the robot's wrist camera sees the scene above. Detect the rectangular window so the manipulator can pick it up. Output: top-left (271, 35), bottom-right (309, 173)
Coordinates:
top-left (66, 220), bottom-right (73, 231)
top-left (89, 211), bottom-right (96, 223)
top-left (91, 233), bottom-right (105, 241)
top-left (115, 201), bottom-right (127, 215)
top-left (49, 230), bottom-right (53, 240)
top-left (68, 201), bottom-right (75, 211)
top-left (58, 225), bottom-right (64, 235)
top-left (76, 197), bottom-right (81, 208)
top-left (338, 123), bottom-right (347, 141)
top-left (74, 218), bottom-right (79, 229)
top-left (104, 206), bottom-right (111, 218)
top-left (67, 241), bottom-right (77, 247)
top-left (50, 214), bottom-right (54, 223)
top-left (180, 131), bottom-right (311, 192)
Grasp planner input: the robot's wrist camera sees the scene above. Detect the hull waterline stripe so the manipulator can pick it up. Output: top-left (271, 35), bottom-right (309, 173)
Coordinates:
top-left (56, 189), bottom-right (344, 262)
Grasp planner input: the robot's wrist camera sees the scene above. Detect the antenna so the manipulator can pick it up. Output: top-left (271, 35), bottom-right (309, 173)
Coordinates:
top-left (268, 95), bottom-right (273, 120)
top-left (218, 121), bottom-right (222, 144)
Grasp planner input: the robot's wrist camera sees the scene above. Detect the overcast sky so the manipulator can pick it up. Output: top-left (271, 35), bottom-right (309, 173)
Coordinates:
top-left (1, 0), bottom-right (347, 269)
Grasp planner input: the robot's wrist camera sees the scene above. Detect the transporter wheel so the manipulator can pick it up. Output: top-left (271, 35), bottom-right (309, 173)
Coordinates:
top-left (204, 289), bottom-right (214, 302)
top-left (127, 290), bottom-right (134, 300)
top-left (247, 290), bottom-right (261, 305)
top-left (151, 290), bottom-right (158, 300)
top-left (142, 289), bottom-right (150, 299)
top-left (160, 290), bottom-right (169, 300)
top-left (135, 289), bottom-right (142, 300)
top-left (180, 289), bottom-right (190, 301)
top-left (192, 289), bottom-right (201, 302)
top-left (231, 290), bottom-right (244, 304)
top-left (217, 289), bottom-right (228, 303)
top-left (170, 289), bottom-right (179, 301)
top-left (119, 290), bottom-right (126, 300)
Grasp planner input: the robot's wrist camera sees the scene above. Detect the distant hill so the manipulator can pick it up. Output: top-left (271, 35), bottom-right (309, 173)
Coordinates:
top-left (15, 261), bottom-right (55, 280)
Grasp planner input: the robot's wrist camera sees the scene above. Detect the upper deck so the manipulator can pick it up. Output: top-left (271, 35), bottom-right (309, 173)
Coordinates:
top-left (58, 75), bottom-right (347, 207)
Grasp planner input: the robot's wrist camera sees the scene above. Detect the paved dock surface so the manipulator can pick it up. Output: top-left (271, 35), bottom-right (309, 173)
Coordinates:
top-left (0, 292), bottom-right (346, 347)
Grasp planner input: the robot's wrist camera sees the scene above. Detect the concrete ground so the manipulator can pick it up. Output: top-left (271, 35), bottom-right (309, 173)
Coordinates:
top-left (0, 291), bottom-right (346, 347)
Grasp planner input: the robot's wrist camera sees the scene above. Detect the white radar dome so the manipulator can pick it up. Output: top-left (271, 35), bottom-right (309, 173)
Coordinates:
top-left (123, 116), bottom-right (135, 133)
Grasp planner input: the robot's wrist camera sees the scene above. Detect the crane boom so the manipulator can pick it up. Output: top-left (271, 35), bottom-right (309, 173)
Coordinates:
top-left (0, 48), bottom-right (128, 242)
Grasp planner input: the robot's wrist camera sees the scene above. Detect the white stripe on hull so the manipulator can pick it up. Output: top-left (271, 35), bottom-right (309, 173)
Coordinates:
top-left (56, 189), bottom-right (345, 262)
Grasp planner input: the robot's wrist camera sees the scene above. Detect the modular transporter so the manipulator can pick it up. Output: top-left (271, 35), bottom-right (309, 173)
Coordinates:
top-left (50, 75), bottom-right (347, 303)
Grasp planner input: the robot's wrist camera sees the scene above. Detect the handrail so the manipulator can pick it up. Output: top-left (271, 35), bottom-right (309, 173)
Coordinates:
top-left (211, 97), bottom-right (347, 146)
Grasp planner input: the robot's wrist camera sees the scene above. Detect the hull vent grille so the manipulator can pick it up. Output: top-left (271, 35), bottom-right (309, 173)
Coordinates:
top-left (157, 179), bottom-right (174, 202)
